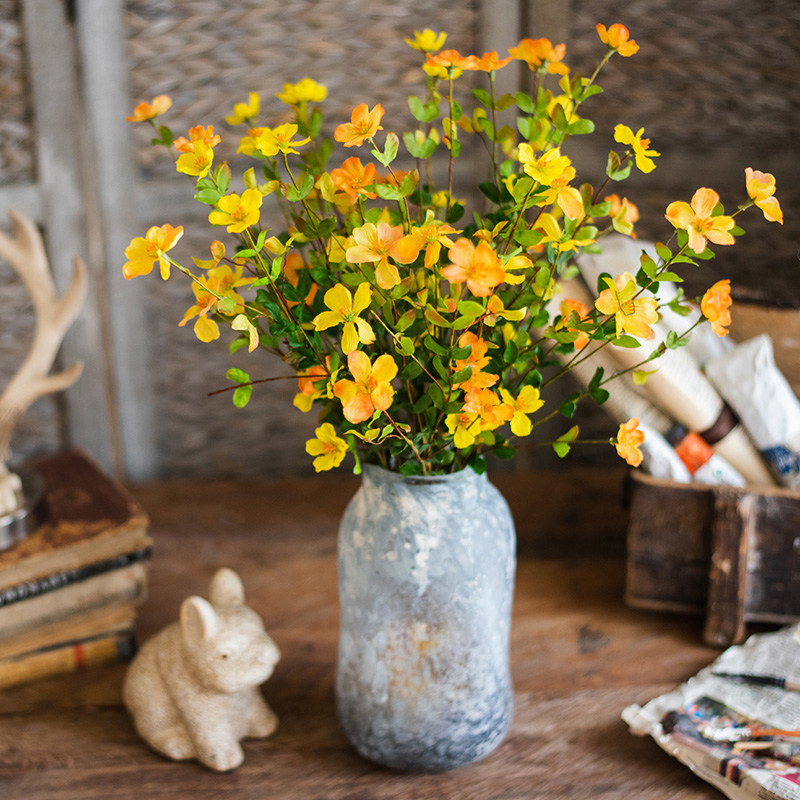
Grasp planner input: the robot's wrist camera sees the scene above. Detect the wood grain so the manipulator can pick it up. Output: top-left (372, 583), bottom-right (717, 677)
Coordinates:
top-left (0, 469), bottom-right (724, 799)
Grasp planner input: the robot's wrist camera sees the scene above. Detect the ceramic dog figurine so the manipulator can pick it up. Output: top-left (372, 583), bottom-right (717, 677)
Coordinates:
top-left (123, 568), bottom-right (280, 771)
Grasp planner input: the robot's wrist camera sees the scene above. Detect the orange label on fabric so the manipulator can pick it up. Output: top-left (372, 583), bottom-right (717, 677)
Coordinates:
top-left (674, 431), bottom-right (713, 474)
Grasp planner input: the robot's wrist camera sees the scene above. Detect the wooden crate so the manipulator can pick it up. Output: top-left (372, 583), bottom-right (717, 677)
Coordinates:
top-left (625, 470), bottom-right (800, 647)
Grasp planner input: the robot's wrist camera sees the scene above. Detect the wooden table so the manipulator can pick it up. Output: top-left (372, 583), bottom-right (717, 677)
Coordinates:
top-left (0, 468), bottom-right (726, 799)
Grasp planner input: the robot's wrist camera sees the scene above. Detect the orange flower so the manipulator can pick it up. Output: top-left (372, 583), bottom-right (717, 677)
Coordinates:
top-left (173, 125), bottom-right (221, 153)
top-left (665, 188), bottom-right (735, 254)
top-left (453, 332), bottom-right (497, 391)
top-left (442, 239), bottom-right (506, 297)
top-left (509, 38), bottom-right (568, 75)
top-left (474, 51), bottom-right (514, 72)
top-left (346, 222), bottom-right (420, 290)
top-left (745, 168), bottom-right (783, 224)
top-left (294, 360), bottom-right (329, 412)
top-left (462, 388), bottom-right (513, 430)
top-left (616, 418), bottom-right (645, 467)
top-left (126, 95), bottom-right (172, 122)
top-left (334, 104), bottom-right (385, 148)
top-left (333, 350), bottom-right (398, 424)
top-left (595, 272), bottom-right (658, 339)
top-left (596, 24), bottom-right (639, 57)
top-left (701, 279), bottom-right (732, 337)
top-left (425, 49), bottom-right (480, 72)
top-left (123, 223), bottom-right (184, 280)
top-left (560, 299), bottom-right (591, 350)
top-left (330, 157), bottom-right (377, 200)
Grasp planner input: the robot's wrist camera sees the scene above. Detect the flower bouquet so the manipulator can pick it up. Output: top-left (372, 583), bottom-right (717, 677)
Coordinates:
top-left (123, 23), bottom-right (786, 772)
top-left (124, 24), bottom-right (783, 478)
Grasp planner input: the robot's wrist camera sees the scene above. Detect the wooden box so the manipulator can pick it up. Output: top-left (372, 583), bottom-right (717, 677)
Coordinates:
top-left (625, 470), bottom-right (800, 647)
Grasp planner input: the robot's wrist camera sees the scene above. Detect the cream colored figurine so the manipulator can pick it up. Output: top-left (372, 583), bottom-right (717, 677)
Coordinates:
top-left (123, 568), bottom-right (280, 772)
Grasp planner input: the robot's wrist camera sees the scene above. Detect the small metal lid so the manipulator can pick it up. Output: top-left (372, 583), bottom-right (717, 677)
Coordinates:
top-left (0, 468), bottom-right (47, 552)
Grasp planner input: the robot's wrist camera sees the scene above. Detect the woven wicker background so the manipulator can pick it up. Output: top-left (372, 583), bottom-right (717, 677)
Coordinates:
top-left (0, 0), bottom-right (34, 187)
top-left (2, 0), bottom-right (799, 477)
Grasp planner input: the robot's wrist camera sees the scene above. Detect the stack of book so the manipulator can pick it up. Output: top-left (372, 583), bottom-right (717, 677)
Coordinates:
top-left (0, 450), bottom-right (150, 688)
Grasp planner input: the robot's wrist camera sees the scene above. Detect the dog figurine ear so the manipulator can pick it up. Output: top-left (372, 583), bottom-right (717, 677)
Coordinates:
top-left (209, 567), bottom-right (246, 609)
top-left (180, 596), bottom-right (219, 644)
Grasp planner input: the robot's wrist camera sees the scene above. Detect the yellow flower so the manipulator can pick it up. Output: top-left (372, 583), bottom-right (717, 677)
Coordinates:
top-left (445, 410), bottom-right (482, 449)
top-left (333, 350), bottom-right (398, 424)
top-left (313, 283), bottom-right (375, 354)
top-left (404, 29), bottom-right (447, 52)
top-left (745, 167), bottom-right (783, 224)
top-left (500, 385), bottom-right (544, 437)
top-left (392, 212), bottom-right (460, 271)
top-left (615, 418), bottom-right (645, 467)
top-left (175, 141), bottom-right (214, 179)
top-left (596, 23), bottom-right (639, 57)
top-left (537, 166), bottom-right (584, 219)
top-left (253, 124), bottom-right (311, 157)
top-left (346, 222), bottom-right (416, 290)
top-left (664, 187), bottom-right (735, 254)
top-left (509, 37), bottom-right (569, 75)
top-left (614, 125), bottom-right (660, 174)
top-left (701, 279), bottom-right (732, 337)
top-left (123, 224), bottom-right (184, 280)
top-left (226, 92), bottom-right (259, 125)
top-left (276, 78), bottom-right (327, 105)
top-left (126, 95), bottom-right (172, 122)
top-left (208, 189), bottom-right (263, 233)
top-left (178, 263), bottom-right (254, 343)
top-left (305, 423), bottom-right (348, 472)
top-left (519, 145), bottom-right (572, 186)
top-left (595, 272), bottom-right (658, 339)
top-left (334, 104), bottom-right (385, 148)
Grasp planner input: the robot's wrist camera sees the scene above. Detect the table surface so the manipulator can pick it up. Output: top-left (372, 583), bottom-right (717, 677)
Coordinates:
top-left (0, 468), bottom-right (727, 800)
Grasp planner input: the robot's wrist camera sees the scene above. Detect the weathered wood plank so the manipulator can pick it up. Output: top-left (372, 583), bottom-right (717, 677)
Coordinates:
top-left (19, 0), bottom-right (117, 474)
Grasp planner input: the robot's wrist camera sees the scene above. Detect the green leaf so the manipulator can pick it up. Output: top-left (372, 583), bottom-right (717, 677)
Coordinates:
top-left (516, 92), bottom-right (535, 113)
top-left (286, 172), bottom-right (314, 202)
top-left (590, 388), bottom-right (610, 405)
top-left (215, 163), bottom-right (231, 195)
top-left (567, 118), bottom-right (595, 135)
top-left (195, 187), bottom-right (223, 204)
top-left (658, 271), bottom-right (683, 282)
top-left (408, 95), bottom-right (439, 123)
top-left (429, 382), bottom-right (444, 409)
top-left (579, 84), bottom-right (603, 101)
top-left (611, 335), bottom-right (641, 348)
top-left (632, 369), bottom-right (658, 385)
top-left (446, 202), bottom-right (464, 223)
top-left (232, 385), bottom-right (252, 408)
top-left (494, 446), bottom-right (516, 460)
top-left (423, 335), bottom-right (448, 356)
top-left (504, 340), bottom-right (519, 363)
top-left (655, 242), bottom-right (672, 263)
top-left (515, 229), bottom-right (544, 248)
top-left (226, 367), bottom-right (250, 384)
top-left (425, 306), bottom-right (451, 328)
top-left (640, 254), bottom-right (658, 280)
top-left (479, 182), bottom-right (501, 204)
top-left (399, 361), bottom-right (423, 380)
top-left (472, 87), bottom-right (492, 107)
top-left (229, 338), bottom-right (249, 355)
top-left (451, 366), bottom-right (472, 384)
top-left (552, 441), bottom-right (571, 458)
top-left (371, 132), bottom-right (399, 167)
top-left (606, 150), bottom-right (632, 181)
top-left (397, 336), bottom-right (415, 356)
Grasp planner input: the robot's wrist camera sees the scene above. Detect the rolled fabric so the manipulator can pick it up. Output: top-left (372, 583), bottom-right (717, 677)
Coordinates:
top-left (704, 334), bottom-right (800, 489)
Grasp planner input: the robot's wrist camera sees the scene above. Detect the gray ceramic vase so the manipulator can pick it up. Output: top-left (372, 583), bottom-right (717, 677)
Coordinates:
top-left (336, 464), bottom-right (516, 772)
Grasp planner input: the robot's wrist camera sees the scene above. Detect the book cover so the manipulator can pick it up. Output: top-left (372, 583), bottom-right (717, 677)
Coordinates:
top-left (0, 628), bottom-right (137, 689)
top-left (0, 562), bottom-right (147, 639)
top-left (0, 450), bottom-right (150, 592)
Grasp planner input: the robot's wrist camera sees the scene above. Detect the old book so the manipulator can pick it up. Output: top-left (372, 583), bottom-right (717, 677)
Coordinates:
top-left (0, 562), bottom-right (147, 639)
top-left (0, 450), bottom-right (150, 592)
top-left (0, 602), bottom-right (137, 661)
top-left (0, 545), bottom-right (152, 607)
top-left (0, 628), bottom-right (137, 690)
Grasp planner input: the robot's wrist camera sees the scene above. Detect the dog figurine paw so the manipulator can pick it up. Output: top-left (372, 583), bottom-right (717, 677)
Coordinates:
top-left (123, 568), bottom-right (280, 771)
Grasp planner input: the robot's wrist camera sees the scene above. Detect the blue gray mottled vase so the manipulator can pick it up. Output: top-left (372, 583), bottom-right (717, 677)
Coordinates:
top-left (336, 464), bottom-right (516, 772)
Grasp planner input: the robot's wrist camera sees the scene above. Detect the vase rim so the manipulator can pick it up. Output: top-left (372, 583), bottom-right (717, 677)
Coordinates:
top-left (361, 462), bottom-right (485, 485)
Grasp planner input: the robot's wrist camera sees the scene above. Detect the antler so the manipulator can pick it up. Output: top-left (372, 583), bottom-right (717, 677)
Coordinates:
top-left (0, 210), bottom-right (87, 515)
